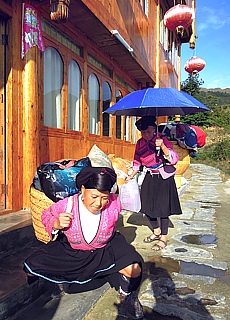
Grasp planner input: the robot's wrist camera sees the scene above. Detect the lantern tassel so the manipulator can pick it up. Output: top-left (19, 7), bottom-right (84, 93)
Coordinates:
top-left (176, 25), bottom-right (184, 36)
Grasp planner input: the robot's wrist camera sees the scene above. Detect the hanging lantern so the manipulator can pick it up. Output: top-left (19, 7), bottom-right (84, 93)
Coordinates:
top-left (184, 56), bottom-right (206, 74)
top-left (50, 0), bottom-right (70, 23)
top-left (164, 4), bottom-right (195, 36)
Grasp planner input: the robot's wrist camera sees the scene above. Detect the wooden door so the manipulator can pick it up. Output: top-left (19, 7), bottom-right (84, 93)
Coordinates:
top-left (0, 17), bottom-right (7, 210)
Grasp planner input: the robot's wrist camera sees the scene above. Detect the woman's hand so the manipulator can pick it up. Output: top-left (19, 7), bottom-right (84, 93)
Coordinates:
top-left (155, 137), bottom-right (164, 148)
top-left (125, 170), bottom-right (138, 183)
top-left (53, 213), bottom-right (73, 229)
top-left (125, 175), bottom-right (132, 183)
top-left (155, 137), bottom-right (171, 161)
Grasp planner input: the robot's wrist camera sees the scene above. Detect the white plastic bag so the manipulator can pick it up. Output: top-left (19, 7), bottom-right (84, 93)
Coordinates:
top-left (119, 179), bottom-right (141, 212)
top-left (136, 167), bottom-right (147, 187)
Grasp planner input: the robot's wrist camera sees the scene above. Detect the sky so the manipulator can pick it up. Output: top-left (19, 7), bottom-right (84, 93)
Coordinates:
top-left (181, 0), bottom-right (230, 89)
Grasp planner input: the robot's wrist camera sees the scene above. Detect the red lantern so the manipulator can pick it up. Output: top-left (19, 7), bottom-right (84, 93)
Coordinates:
top-left (184, 56), bottom-right (206, 74)
top-left (164, 4), bottom-right (195, 36)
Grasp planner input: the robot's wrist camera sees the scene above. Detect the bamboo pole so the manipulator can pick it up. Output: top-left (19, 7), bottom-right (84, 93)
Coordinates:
top-left (156, 1), bottom-right (168, 125)
top-left (189, 0), bottom-right (196, 50)
top-left (156, 0), bottom-right (160, 88)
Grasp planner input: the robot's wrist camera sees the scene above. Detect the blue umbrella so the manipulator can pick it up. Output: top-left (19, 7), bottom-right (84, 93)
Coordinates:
top-left (104, 88), bottom-right (211, 117)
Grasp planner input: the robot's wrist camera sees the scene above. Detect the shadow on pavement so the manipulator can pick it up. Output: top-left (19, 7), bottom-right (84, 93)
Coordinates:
top-left (114, 213), bottom-right (214, 320)
top-left (112, 260), bottom-right (214, 320)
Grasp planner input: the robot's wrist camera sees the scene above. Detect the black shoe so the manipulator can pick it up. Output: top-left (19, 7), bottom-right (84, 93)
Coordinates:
top-left (27, 275), bottom-right (39, 285)
top-left (119, 292), bottom-right (144, 319)
top-left (51, 284), bottom-right (66, 299)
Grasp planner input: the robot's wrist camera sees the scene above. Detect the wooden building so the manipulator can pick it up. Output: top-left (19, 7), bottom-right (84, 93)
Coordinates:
top-left (0, 0), bottom-right (195, 213)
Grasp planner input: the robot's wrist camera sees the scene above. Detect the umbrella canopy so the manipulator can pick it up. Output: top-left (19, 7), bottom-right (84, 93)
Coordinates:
top-left (104, 88), bottom-right (211, 117)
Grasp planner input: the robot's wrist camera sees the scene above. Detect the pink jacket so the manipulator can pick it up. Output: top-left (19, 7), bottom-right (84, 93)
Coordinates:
top-left (42, 193), bottom-right (121, 251)
top-left (133, 135), bottom-right (179, 179)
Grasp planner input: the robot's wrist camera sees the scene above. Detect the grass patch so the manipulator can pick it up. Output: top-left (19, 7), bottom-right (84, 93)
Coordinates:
top-left (191, 127), bottom-right (230, 181)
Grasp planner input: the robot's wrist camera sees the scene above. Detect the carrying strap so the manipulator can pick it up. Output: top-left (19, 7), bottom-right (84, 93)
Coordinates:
top-left (66, 195), bottom-right (74, 213)
top-left (51, 196), bottom-right (73, 242)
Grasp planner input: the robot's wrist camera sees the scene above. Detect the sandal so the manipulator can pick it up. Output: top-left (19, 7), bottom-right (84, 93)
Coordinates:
top-left (143, 233), bottom-right (161, 243)
top-left (151, 239), bottom-right (167, 251)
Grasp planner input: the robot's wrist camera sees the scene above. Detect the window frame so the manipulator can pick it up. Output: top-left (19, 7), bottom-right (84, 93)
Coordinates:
top-left (114, 88), bottom-right (133, 142)
top-left (88, 72), bottom-right (100, 135)
top-left (40, 34), bottom-right (136, 144)
top-left (43, 46), bottom-right (64, 129)
top-left (102, 81), bottom-right (112, 137)
top-left (87, 65), bottom-right (114, 139)
top-left (160, 5), bottom-right (179, 71)
top-left (40, 36), bottom-right (84, 137)
top-left (67, 59), bottom-right (82, 132)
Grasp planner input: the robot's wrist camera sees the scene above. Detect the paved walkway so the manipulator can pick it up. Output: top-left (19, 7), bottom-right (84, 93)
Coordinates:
top-left (83, 164), bottom-right (230, 320)
top-left (4, 164), bottom-right (230, 320)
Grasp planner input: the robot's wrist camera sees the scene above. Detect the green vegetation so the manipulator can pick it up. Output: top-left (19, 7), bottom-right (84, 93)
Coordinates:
top-left (180, 74), bottom-right (230, 180)
top-left (193, 128), bottom-right (230, 179)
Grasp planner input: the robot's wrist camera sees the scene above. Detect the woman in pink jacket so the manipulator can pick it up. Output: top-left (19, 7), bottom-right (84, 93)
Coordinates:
top-left (126, 116), bottom-right (182, 251)
top-left (24, 166), bottom-right (144, 319)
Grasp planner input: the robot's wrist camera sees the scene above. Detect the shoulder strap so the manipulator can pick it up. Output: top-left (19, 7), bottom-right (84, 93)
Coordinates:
top-left (66, 196), bottom-right (74, 213)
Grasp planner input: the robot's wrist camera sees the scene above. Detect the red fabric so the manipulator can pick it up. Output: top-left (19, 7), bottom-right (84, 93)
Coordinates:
top-left (190, 125), bottom-right (206, 148)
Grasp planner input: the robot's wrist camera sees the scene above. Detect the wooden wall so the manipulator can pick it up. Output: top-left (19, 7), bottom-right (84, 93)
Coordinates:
top-left (82, 0), bottom-right (158, 82)
top-left (1, 0), bottom-right (182, 212)
top-left (159, 44), bottom-right (179, 88)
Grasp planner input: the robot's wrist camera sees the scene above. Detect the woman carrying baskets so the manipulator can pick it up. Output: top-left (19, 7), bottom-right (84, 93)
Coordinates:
top-left (126, 116), bottom-right (182, 251)
top-left (24, 166), bottom-right (144, 320)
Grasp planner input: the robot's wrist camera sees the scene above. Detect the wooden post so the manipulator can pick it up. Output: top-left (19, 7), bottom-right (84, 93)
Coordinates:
top-left (156, 0), bottom-right (160, 88)
top-left (157, 116), bottom-right (168, 125)
top-left (190, 0), bottom-right (196, 50)
top-left (177, 44), bottom-right (181, 90)
top-left (22, 46), bottom-right (40, 208)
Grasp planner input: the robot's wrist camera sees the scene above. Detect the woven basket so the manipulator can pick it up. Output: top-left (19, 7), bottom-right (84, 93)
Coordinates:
top-left (171, 141), bottom-right (190, 188)
top-left (30, 186), bottom-right (54, 243)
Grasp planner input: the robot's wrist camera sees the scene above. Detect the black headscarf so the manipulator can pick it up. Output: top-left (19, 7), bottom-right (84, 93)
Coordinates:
top-left (135, 116), bottom-right (156, 131)
top-left (76, 167), bottom-right (117, 192)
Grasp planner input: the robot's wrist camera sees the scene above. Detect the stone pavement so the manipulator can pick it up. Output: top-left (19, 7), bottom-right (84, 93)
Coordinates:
top-left (83, 164), bottom-right (230, 320)
top-left (1, 164), bottom-right (230, 320)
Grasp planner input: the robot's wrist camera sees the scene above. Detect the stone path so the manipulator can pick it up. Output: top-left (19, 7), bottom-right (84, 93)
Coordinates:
top-left (84, 164), bottom-right (230, 320)
top-left (10, 164), bottom-right (229, 320)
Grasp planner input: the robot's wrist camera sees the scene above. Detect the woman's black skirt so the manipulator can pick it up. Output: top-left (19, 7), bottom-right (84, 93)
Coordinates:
top-left (24, 232), bottom-right (143, 293)
top-left (140, 172), bottom-right (182, 218)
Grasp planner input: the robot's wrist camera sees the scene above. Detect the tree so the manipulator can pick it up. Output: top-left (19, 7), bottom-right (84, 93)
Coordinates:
top-left (181, 73), bottom-right (204, 99)
top-left (180, 74), bottom-right (210, 126)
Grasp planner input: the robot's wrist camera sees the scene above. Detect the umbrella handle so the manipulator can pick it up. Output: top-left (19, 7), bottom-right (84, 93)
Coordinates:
top-left (156, 146), bottom-right (160, 156)
top-left (156, 108), bottom-right (160, 155)
top-left (156, 108), bottom-right (159, 137)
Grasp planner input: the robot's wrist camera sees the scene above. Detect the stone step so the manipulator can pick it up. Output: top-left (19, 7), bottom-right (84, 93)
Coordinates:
top-left (0, 224), bottom-right (55, 319)
top-left (0, 222), bottom-right (107, 320)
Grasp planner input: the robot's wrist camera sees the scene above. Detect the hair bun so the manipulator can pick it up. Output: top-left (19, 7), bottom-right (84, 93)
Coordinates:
top-left (135, 116), bottom-right (156, 131)
top-left (76, 166), bottom-right (117, 191)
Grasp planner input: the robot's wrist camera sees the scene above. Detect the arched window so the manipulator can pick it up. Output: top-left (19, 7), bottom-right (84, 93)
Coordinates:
top-left (68, 60), bottom-right (81, 131)
top-left (88, 73), bottom-right (100, 135)
top-left (115, 90), bottom-right (122, 139)
top-left (44, 47), bottom-right (63, 128)
top-left (102, 82), bottom-right (111, 136)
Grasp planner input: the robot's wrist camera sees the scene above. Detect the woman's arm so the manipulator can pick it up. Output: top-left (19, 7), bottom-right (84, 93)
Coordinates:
top-left (161, 137), bottom-right (179, 165)
top-left (42, 197), bottom-right (72, 238)
top-left (129, 140), bottom-right (142, 180)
